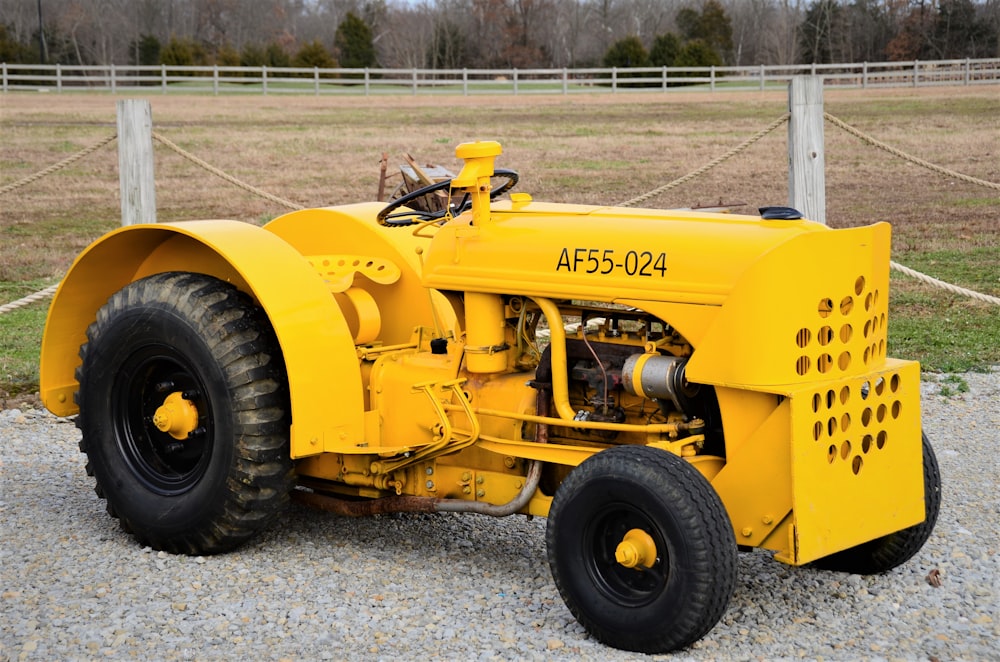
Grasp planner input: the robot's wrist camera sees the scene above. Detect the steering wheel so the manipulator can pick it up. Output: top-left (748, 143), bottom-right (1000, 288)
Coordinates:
top-left (377, 169), bottom-right (519, 226)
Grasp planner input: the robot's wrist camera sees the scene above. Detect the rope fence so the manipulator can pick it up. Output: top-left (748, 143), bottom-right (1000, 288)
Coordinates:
top-left (1, 114), bottom-right (997, 315)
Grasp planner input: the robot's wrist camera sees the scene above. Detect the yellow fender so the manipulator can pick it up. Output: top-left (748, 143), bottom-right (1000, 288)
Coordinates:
top-left (40, 220), bottom-right (364, 458)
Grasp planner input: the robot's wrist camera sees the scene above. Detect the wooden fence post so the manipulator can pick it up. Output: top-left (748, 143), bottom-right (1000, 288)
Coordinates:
top-left (788, 76), bottom-right (826, 224)
top-left (117, 99), bottom-right (157, 226)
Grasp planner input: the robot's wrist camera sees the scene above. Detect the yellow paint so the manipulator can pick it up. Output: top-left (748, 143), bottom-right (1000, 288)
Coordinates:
top-left (42, 140), bottom-right (928, 560)
top-left (152, 392), bottom-right (199, 440)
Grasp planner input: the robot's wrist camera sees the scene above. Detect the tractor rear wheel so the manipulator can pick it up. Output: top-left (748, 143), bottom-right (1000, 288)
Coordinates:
top-left (545, 445), bottom-right (737, 653)
top-left (76, 272), bottom-right (293, 554)
top-left (811, 432), bottom-right (941, 574)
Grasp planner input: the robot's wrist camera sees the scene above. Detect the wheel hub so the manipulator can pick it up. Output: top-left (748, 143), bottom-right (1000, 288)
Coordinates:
top-left (615, 528), bottom-right (658, 569)
top-left (152, 392), bottom-right (200, 440)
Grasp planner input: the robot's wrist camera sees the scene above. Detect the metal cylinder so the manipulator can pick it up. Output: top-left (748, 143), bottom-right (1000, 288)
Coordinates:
top-left (622, 354), bottom-right (694, 411)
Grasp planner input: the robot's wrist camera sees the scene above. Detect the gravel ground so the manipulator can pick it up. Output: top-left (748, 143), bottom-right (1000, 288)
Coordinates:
top-left (1, 371), bottom-right (997, 661)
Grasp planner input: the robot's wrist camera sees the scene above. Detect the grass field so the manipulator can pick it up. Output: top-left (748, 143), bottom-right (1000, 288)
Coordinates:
top-left (1, 86), bottom-right (998, 398)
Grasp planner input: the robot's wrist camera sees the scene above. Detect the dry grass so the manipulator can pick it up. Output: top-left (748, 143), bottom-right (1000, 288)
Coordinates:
top-left (1, 86), bottom-right (998, 382)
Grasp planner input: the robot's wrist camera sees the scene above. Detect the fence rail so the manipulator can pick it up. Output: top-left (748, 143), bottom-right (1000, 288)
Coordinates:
top-left (2, 58), bottom-right (998, 95)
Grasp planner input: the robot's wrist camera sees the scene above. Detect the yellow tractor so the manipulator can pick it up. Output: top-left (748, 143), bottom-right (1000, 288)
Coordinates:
top-left (40, 141), bottom-right (939, 653)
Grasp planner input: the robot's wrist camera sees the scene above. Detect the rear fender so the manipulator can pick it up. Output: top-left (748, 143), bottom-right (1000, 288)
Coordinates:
top-left (40, 220), bottom-right (363, 458)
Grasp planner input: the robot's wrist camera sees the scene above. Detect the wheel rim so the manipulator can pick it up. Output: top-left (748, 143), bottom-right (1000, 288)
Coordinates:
top-left (111, 344), bottom-right (214, 495)
top-left (584, 502), bottom-right (669, 607)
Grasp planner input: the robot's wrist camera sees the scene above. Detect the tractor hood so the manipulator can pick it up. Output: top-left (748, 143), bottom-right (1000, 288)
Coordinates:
top-left (422, 199), bottom-right (836, 306)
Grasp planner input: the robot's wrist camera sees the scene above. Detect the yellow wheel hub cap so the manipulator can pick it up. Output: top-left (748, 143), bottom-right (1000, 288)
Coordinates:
top-left (615, 528), bottom-right (658, 569)
top-left (152, 392), bottom-right (200, 440)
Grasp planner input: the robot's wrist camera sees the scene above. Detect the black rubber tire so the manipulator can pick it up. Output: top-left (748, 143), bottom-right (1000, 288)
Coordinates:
top-left (76, 272), bottom-right (293, 555)
top-left (811, 432), bottom-right (941, 574)
top-left (546, 445), bottom-right (737, 653)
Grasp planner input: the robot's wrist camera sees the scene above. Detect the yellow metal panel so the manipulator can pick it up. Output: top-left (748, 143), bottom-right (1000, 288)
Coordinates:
top-left (708, 398), bottom-right (793, 549)
top-left (39, 221), bottom-right (365, 458)
top-left (265, 205), bottom-right (456, 346)
top-left (687, 223), bottom-right (891, 389)
top-left (788, 359), bottom-right (925, 564)
top-left (421, 207), bottom-right (825, 305)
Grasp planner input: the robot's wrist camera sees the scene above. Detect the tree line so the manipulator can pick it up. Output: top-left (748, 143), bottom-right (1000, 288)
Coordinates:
top-left (2, 0), bottom-right (997, 71)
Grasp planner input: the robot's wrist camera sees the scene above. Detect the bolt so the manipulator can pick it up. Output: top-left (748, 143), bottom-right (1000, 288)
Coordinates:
top-left (762, 515), bottom-right (774, 525)
top-left (425, 467), bottom-right (434, 475)
top-left (503, 456), bottom-right (516, 469)
top-left (463, 486), bottom-right (472, 494)
top-left (426, 480), bottom-right (435, 490)
top-left (476, 476), bottom-right (484, 485)
top-left (741, 527), bottom-right (753, 538)
top-left (461, 472), bottom-right (472, 481)
top-left (476, 489), bottom-right (485, 498)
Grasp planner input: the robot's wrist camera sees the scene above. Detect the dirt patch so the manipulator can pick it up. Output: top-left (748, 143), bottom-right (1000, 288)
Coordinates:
top-left (0, 388), bottom-right (43, 411)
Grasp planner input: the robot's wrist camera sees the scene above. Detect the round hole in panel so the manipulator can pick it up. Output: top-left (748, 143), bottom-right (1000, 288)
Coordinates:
top-left (852, 455), bottom-right (863, 475)
top-left (876, 404), bottom-right (886, 423)
top-left (862, 408), bottom-right (873, 426)
top-left (818, 354), bottom-right (833, 373)
top-left (840, 324), bottom-right (853, 343)
top-left (828, 445), bottom-right (837, 463)
top-left (840, 440), bottom-right (852, 460)
top-left (892, 401), bottom-right (901, 419)
top-left (860, 381), bottom-right (871, 399)
top-left (826, 390), bottom-right (836, 409)
top-left (874, 290), bottom-right (879, 307)
top-left (818, 298), bottom-right (834, 318)
top-left (839, 386), bottom-right (850, 405)
top-left (863, 347), bottom-right (871, 364)
top-left (863, 320), bottom-right (872, 338)
top-left (878, 340), bottom-right (885, 356)
top-left (812, 392), bottom-right (822, 413)
top-left (864, 292), bottom-right (873, 311)
top-left (890, 374), bottom-right (900, 392)
top-left (880, 312), bottom-right (886, 328)
top-left (875, 377), bottom-right (885, 396)
top-left (796, 328), bottom-right (812, 348)
top-left (813, 420), bottom-right (823, 441)
top-left (838, 352), bottom-right (851, 371)
top-left (796, 356), bottom-right (811, 376)
top-left (352, 259), bottom-right (361, 267)
top-left (840, 296), bottom-right (854, 315)
top-left (876, 430), bottom-right (887, 450)
top-left (818, 326), bottom-right (834, 346)
top-left (828, 417), bottom-right (837, 437)
top-left (861, 434), bottom-right (873, 454)
top-left (321, 259), bottom-right (331, 267)
top-left (855, 276), bottom-right (866, 296)
top-left (841, 413), bottom-right (851, 432)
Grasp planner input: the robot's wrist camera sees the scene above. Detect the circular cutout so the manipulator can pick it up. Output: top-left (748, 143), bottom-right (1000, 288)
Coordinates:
top-left (796, 356), bottom-right (811, 376)
top-left (840, 440), bottom-right (852, 460)
top-left (796, 328), bottom-right (812, 348)
top-left (827, 445), bottom-right (837, 463)
top-left (813, 420), bottom-right (823, 441)
top-left (840, 324), bottom-right (853, 343)
top-left (891, 401), bottom-right (901, 419)
top-left (828, 417), bottom-right (837, 437)
top-left (826, 389), bottom-right (836, 409)
top-left (863, 320), bottom-right (872, 338)
top-left (818, 354), bottom-right (833, 373)
top-left (876, 430), bottom-right (887, 450)
top-left (812, 392), bottom-right (822, 413)
top-left (818, 298), bottom-right (834, 318)
top-left (855, 276), bottom-right (866, 296)
top-left (890, 374), bottom-right (900, 392)
top-left (861, 408), bottom-right (872, 426)
top-left (839, 386), bottom-right (850, 404)
top-left (877, 404), bottom-right (887, 423)
top-left (874, 377), bottom-right (885, 396)
top-left (864, 292), bottom-right (873, 311)
top-left (840, 413), bottom-right (851, 432)
top-left (818, 326), bottom-right (834, 346)
top-left (852, 455), bottom-right (863, 475)
top-left (838, 352), bottom-right (851, 371)
top-left (863, 347), bottom-right (871, 364)
top-left (840, 296), bottom-right (854, 315)
top-left (861, 434), bottom-right (873, 454)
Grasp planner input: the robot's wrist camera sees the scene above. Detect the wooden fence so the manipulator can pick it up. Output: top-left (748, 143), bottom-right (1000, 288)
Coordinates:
top-left (3, 58), bottom-right (999, 95)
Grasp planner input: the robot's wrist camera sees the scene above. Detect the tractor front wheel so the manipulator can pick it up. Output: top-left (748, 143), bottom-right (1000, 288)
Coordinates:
top-left (546, 445), bottom-right (737, 653)
top-left (76, 272), bottom-right (293, 555)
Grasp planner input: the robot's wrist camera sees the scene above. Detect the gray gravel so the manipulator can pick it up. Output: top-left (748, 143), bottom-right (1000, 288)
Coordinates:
top-left (2, 371), bottom-right (997, 661)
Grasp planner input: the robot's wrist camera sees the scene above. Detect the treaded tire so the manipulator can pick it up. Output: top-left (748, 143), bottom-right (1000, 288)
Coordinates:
top-left (546, 445), bottom-right (737, 653)
top-left (811, 432), bottom-right (941, 574)
top-left (76, 272), bottom-right (293, 555)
